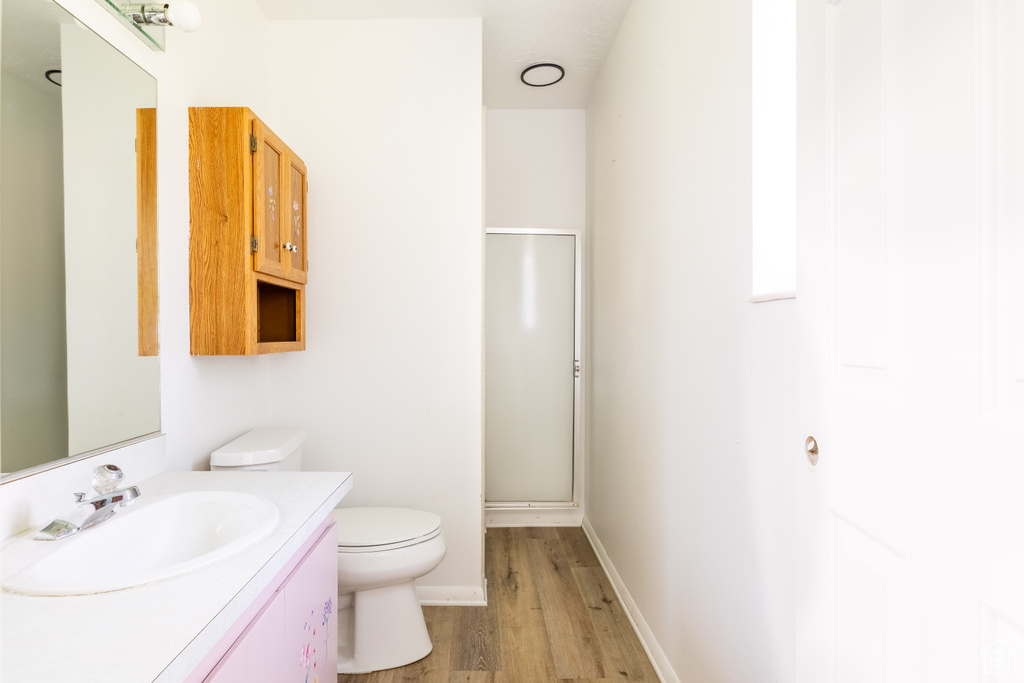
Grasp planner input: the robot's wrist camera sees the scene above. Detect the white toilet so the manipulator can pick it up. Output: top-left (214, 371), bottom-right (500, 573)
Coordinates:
top-left (210, 428), bottom-right (447, 674)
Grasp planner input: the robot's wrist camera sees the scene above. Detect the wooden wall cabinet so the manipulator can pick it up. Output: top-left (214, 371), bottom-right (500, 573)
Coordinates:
top-left (189, 107), bottom-right (308, 355)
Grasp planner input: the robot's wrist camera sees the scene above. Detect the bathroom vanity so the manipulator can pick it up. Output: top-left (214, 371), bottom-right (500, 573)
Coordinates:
top-left (0, 470), bottom-right (352, 682)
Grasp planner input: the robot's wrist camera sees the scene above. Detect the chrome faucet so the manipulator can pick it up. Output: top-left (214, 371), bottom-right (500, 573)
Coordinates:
top-left (34, 464), bottom-right (141, 541)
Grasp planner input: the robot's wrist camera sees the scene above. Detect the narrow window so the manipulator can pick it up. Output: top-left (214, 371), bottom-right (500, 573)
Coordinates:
top-left (752, 0), bottom-right (797, 301)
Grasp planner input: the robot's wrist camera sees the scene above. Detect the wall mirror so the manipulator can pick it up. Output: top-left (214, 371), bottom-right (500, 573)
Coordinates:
top-left (0, 0), bottom-right (160, 479)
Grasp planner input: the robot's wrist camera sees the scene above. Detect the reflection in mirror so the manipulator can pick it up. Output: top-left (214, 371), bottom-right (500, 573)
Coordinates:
top-left (0, 0), bottom-right (160, 477)
top-left (94, 0), bottom-right (166, 51)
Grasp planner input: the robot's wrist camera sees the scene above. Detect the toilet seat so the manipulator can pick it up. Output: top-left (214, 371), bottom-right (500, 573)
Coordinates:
top-left (333, 507), bottom-right (442, 553)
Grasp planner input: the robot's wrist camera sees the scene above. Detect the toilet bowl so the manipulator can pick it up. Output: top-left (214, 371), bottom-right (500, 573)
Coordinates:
top-left (333, 507), bottom-right (446, 673)
top-left (210, 429), bottom-right (446, 674)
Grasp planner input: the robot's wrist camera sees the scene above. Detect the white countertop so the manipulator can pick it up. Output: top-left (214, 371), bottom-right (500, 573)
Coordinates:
top-left (0, 470), bottom-right (352, 683)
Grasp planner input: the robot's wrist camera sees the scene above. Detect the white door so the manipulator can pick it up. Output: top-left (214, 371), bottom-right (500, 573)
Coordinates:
top-left (485, 231), bottom-right (579, 502)
top-left (796, 1), bottom-right (1024, 681)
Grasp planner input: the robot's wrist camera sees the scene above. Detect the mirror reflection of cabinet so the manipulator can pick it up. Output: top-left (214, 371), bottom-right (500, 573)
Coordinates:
top-left (189, 107), bottom-right (307, 355)
top-left (137, 107), bottom-right (159, 357)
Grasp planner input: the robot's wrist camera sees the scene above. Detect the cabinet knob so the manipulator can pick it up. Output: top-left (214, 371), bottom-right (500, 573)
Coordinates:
top-left (283, 242), bottom-right (298, 253)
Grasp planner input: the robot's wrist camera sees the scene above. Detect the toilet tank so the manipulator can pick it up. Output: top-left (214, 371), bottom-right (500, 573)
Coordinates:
top-left (210, 428), bottom-right (305, 471)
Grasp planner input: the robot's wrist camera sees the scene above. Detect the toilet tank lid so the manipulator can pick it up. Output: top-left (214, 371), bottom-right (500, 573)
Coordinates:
top-left (210, 428), bottom-right (305, 467)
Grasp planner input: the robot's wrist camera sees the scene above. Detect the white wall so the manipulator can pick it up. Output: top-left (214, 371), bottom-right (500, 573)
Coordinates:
top-left (585, 1), bottom-right (797, 681)
top-left (264, 19), bottom-right (484, 600)
top-left (485, 109), bottom-right (585, 229)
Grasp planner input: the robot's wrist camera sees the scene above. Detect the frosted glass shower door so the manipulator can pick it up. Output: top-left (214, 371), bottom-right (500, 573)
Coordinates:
top-left (485, 232), bottom-right (577, 502)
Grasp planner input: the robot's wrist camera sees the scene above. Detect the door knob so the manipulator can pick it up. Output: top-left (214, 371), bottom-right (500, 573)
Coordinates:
top-left (804, 436), bottom-right (819, 466)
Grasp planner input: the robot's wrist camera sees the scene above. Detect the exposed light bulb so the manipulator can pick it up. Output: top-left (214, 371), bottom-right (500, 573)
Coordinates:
top-left (164, 0), bottom-right (201, 32)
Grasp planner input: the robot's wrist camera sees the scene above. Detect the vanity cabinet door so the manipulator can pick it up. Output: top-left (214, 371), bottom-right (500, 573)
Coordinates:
top-left (201, 523), bottom-right (337, 683)
top-left (203, 589), bottom-right (288, 683)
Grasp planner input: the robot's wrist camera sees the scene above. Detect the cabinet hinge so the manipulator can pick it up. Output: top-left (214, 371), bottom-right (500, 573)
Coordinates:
top-left (250, 235), bottom-right (258, 253)
top-left (249, 134), bottom-right (257, 154)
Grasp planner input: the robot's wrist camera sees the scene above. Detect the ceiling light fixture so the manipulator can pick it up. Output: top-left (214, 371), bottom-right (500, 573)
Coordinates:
top-left (520, 63), bottom-right (565, 88)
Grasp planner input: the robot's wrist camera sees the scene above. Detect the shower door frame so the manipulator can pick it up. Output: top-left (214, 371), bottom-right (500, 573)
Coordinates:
top-left (483, 227), bottom-right (585, 527)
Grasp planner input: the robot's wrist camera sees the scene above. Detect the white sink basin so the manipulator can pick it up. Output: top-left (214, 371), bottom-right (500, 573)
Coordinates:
top-left (2, 491), bottom-right (279, 596)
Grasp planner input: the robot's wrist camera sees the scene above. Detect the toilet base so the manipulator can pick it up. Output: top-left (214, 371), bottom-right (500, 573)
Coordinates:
top-left (336, 580), bottom-right (433, 673)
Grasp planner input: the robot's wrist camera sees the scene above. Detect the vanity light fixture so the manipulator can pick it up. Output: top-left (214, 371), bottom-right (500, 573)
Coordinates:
top-left (520, 63), bottom-right (565, 88)
top-left (123, 1), bottom-right (202, 32)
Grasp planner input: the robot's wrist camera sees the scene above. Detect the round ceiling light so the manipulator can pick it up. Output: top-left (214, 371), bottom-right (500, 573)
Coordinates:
top-left (520, 63), bottom-right (565, 88)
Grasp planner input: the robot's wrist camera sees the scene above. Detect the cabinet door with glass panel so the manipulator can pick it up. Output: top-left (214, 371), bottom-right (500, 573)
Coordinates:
top-left (253, 119), bottom-right (307, 285)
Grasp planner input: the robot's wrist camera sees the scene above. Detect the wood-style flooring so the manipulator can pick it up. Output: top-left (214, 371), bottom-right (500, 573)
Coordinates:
top-left (338, 527), bottom-right (660, 683)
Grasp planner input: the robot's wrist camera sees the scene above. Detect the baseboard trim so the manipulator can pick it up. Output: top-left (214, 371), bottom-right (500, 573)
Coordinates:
top-left (485, 503), bottom-right (583, 527)
top-left (582, 517), bottom-right (677, 683)
top-left (416, 583), bottom-right (487, 606)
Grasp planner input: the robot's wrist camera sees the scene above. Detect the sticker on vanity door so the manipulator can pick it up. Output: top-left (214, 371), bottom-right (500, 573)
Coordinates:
top-left (284, 525), bottom-right (339, 681)
top-left (299, 598), bottom-right (334, 682)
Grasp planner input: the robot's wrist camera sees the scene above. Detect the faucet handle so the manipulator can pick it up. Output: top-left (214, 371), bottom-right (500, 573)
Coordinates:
top-left (91, 464), bottom-right (124, 494)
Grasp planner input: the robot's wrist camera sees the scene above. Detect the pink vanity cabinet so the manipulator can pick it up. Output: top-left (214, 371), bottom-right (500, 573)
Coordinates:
top-left (198, 521), bottom-right (337, 683)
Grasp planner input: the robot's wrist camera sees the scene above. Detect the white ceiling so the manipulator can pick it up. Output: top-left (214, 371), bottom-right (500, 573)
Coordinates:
top-left (252, 0), bottom-right (633, 109)
top-left (1, 0), bottom-right (73, 95)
